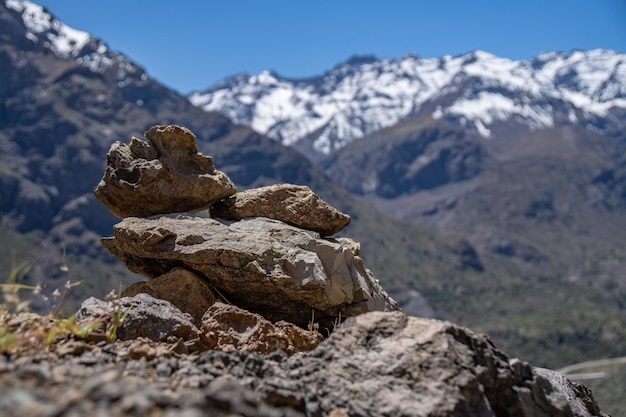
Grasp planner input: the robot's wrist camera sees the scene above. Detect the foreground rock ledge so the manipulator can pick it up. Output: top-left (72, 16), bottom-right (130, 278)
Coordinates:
top-left (211, 184), bottom-right (351, 236)
top-left (94, 125), bottom-right (236, 218)
top-left (76, 294), bottom-right (322, 356)
top-left (259, 312), bottom-right (607, 417)
top-left (0, 310), bottom-right (606, 417)
top-left (102, 215), bottom-right (398, 327)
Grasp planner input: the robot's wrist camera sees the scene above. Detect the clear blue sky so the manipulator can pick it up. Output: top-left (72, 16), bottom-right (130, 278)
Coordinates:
top-left (35, 0), bottom-right (626, 94)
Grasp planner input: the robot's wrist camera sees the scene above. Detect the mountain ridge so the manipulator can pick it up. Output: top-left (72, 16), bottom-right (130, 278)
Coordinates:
top-left (189, 48), bottom-right (626, 156)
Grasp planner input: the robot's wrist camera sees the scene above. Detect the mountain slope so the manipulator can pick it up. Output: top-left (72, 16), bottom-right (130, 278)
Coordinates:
top-left (321, 114), bottom-right (626, 366)
top-left (324, 115), bottom-right (626, 288)
top-left (190, 44), bottom-right (626, 368)
top-left (189, 50), bottom-right (626, 156)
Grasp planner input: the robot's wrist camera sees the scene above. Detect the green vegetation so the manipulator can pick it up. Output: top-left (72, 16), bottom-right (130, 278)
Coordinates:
top-left (103, 289), bottom-right (135, 343)
top-left (0, 246), bottom-right (136, 355)
top-left (0, 262), bottom-right (97, 355)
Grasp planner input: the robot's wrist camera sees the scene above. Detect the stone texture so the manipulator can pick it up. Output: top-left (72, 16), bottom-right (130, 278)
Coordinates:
top-left (258, 312), bottom-right (608, 417)
top-left (0, 345), bottom-right (305, 417)
top-left (122, 267), bottom-right (217, 324)
top-left (94, 125), bottom-right (236, 218)
top-left (201, 302), bottom-right (323, 356)
top-left (76, 293), bottom-right (203, 344)
top-left (211, 184), bottom-right (351, 236)
top-left (0, 310), bottom-right (607, 417)
top-left (530, 368), bottom-right (606, 417)
top-left (101, 215), bottom-right (398, 328)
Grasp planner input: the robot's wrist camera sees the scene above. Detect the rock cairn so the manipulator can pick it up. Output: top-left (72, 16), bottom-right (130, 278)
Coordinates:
top-left (93, 124), bottom-right (399, 354)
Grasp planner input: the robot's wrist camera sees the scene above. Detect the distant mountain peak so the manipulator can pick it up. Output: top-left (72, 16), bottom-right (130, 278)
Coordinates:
top-left (4, 0), bottom-right (148, 86)
top-left (189, 49), bottom-right (626, 155)
top-left (6, 0), bottom-right (93, 57)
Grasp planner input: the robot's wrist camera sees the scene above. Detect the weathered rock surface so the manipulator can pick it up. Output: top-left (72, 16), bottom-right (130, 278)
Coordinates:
top-left (0, 310), bottom-right (607, 417)
top-left (0, 342), bottom-right (304, 417)
top-left (94, 125), bottom-right (237, 218)
top-left (101, 215), bottom-right (398, 327)
top-left (202, 302), bottom-right (323, 356)
top-left (211, 184), bottom-right (351, 236)
top-left (259, 312), bottom-right (607, 417)
top-left (77, 293), bottom-right (203, 345)
top-left (122, 267), bottom-right (217, 324)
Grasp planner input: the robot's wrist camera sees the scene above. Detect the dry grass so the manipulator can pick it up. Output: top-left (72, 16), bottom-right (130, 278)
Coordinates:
top-left (0, 260), bottom-right (131, 355)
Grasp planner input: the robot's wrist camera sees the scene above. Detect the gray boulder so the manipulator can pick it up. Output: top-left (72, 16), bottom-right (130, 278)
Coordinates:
top-left (101, 215), bottom-right (398, 328)
top-left (77, 293), bottom-right (202, 344)
top-left (259, 311), bottom-right (608, 417)
top-left (211, 184), bottom-right (351, 236)
top-left (94, 125), bottom-right (236, 218)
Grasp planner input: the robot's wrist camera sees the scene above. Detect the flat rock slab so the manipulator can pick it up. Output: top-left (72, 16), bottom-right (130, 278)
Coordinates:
top-left (94, 125), bottom-right (236, 218)
top-left (211, 184), bottom-right (351, 236)
top-left (101, 215), bottom-right (398, 327)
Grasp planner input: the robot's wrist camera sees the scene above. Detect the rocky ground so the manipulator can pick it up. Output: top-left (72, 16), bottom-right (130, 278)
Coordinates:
top-left (0, 310), bottom-right (608, 417)
top-left (0, 337), bottom-right (303, 417)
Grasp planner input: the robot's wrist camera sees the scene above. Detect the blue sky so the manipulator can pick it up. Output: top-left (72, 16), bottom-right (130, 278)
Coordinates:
top-left (35, 0), bottom-right (626, 94)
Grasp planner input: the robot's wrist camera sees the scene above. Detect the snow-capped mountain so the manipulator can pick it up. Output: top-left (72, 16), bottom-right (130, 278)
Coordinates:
top-left (5, 0), bottom-right (148, 88)
top-left (189, 50), bottom-right (626, 155)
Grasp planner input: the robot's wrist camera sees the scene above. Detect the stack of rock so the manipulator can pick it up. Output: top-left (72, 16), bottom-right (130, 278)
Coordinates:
top-left (90, 124), bottom-right (398, 354)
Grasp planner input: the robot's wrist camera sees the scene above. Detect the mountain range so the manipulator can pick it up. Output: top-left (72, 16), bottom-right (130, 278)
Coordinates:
top-left (189, 38), bottom-right (626, 331)
top-left (2, 0), bottom-right (626, 385)
top-left (189, 49), bottom-right (626, 157)
top-left (188, 28), bottom-right (626, 308)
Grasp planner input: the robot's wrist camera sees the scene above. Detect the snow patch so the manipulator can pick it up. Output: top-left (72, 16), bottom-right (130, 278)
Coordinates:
top-left (7, 0), bottom-right (91, 57)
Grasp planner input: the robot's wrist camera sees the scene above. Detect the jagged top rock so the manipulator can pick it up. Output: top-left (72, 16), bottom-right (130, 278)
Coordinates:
top-left (211, 184), bottom-right (351, 236)
top-left (94, 125), bottom-right (236, 218)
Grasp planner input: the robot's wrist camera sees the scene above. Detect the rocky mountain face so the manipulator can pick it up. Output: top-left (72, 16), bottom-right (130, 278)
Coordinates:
top-left (189, 49), bottom-right (626, 157)
top-left (0, 0), bottom-right (346, 307)
top-left (321, 114), bottom-right (626, 262)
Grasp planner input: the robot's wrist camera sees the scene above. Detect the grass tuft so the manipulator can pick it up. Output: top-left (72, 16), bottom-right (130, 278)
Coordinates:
top-left (0, 259), bottom-right (103, 355)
